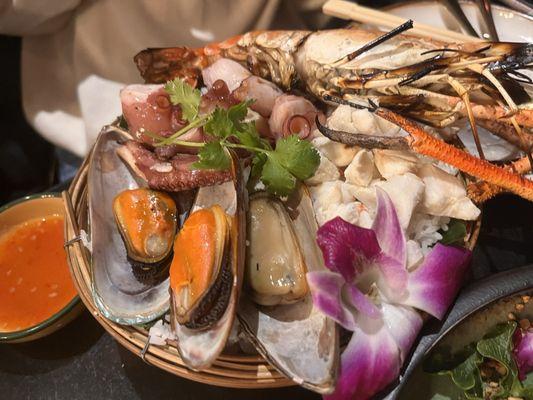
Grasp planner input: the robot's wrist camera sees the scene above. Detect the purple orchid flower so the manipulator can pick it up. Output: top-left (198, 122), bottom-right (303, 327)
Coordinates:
top-left (307, 188), bottom-right (471, 400)
top-left (513, 326), bottom-right (533, 381)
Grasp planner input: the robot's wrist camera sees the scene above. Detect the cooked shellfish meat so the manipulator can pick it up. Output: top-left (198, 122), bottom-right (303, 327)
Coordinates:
top-left (169, 153), bottom-right (245, 371)
top-left (239, 187), bottom-right (339, 394)
top-left (246, 195), bottom-right (309, 306)
top-left (170, 205), bottom-right (232, 330)
top-left (113, 188), bottom-right (177, 267)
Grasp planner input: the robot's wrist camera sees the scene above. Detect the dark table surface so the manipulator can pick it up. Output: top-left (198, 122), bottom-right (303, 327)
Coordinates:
top-left (1, 2), bottom-right (533, 399)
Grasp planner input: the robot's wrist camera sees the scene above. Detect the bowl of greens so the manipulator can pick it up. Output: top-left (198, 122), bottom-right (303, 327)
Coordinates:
top-left (397, 266), bottom-right (533, 400)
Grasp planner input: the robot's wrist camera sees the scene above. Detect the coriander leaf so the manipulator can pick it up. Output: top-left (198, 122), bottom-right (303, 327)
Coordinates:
top-left (272, 135), bottom-right (320, 180)
top-left (440, 219), bottom-right (467, 245)
top-left (260, 137), bottom-right (273, 151)
top-left (164, 78), bottom-right (201, 123)
top-left (251, 153), bottom-right (267, 179)
top-left (204, 101), bottom-right (251, 139)
top-left (261, 155), bottom-right (296, 196)
top-left (234, 122), bottom-right (264, 149)
top-left (227, 100), bottom-right (250, 124)
top-left (192, 141), bottom-right (230, 170)
top-left (205, 107), bottom-right (233, 139)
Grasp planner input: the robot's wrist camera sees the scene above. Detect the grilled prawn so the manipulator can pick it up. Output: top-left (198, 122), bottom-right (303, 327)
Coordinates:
top-left (134, 25), bottom-right (533, 202)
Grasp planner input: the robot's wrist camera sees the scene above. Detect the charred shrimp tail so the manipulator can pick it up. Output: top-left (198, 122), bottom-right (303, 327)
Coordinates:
top-left (134, 46), bottom-right (208, 85)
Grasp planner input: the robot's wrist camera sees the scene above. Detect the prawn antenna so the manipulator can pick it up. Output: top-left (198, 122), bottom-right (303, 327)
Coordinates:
top-left (322, 94), bottom-right (378, 111)
top-left (333, 19), bottom-right (414, 65)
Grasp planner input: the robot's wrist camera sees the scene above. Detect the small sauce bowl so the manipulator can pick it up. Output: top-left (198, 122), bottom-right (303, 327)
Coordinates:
top-left (0, 193), bottom-right (83, 343)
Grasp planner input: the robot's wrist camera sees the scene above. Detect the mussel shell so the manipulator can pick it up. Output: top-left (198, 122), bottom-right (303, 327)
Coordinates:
top-left (238, 185), bottom-right (339, 394)
top-left (239, 297), bottom-right (339, 393)
top-left (88, 126), bottom-right (171, 324)
top-left (170, 151), bottom-right (246, 370)
top-left (181, 254), bottom-right (233, 330)
top-left (128, 252), bottom-right (173, 275)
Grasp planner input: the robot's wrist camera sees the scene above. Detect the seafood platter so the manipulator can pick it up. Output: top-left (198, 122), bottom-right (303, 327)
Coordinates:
top-left (63, 9), bottom-right (532, 400)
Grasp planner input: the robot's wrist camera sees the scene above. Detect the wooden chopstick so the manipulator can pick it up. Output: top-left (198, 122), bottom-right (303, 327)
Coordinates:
top-left (323, 0), bottom-right (485, 43)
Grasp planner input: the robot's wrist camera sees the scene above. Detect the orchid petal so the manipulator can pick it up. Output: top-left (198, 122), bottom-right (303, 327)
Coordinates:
top-left (307, 271), bottom-right (357, 330)
top-left (372, 187), bottom-right (406, 266)
top-left (345, 282), bottom-right (381, 319)
top-left (326, 315), bottom-right (401, 400)
top-left (513, 327), bottom-right (533, 380)
top-left (403, 243), bottom-right (471, 319)
top-left (375, 253), bottom-right (409, 301)
top-left (317, 217), bottom-right (381, 281)
top-left (381, 303), bottom-right (423, 363)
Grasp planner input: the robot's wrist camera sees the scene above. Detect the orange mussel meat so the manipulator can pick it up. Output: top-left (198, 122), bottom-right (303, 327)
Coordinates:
top-left (170, 205), bottom-right (233, 330)
top-left (113, 188), bottom-right (177, 267)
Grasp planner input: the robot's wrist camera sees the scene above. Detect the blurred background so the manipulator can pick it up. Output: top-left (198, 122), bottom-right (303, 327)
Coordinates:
top-left (0, 35), bottom-right (56, 204)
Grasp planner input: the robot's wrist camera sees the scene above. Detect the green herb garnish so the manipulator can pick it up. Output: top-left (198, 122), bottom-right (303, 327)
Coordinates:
top-left (164, 78), bottom-right (201, 123)
top-left (439, 219), bottom-right (467, 246)
top-left (424, 322), bottom-right (533, 400)
top-left (152, 78), bottom-right (320, 196)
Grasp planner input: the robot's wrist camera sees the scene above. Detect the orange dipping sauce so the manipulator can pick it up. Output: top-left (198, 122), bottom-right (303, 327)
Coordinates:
top-left (0, 215), bottom-right (76, 332)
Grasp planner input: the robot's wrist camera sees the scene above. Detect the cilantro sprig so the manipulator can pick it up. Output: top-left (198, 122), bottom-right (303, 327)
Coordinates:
top-left (149, 78), bottom-right (319, 196)
top-left (164, 78), bottom-right (201, 122)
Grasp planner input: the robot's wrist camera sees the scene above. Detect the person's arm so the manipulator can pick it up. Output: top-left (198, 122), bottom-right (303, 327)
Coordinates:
top-left (0, 0), bottom-right (81, 36)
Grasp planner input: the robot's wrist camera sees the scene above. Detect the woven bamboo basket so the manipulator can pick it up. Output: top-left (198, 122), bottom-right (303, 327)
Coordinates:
top-left (61, 146), bottom-right (293, 389)
top-left (62, 140), bottom-right (481, 390)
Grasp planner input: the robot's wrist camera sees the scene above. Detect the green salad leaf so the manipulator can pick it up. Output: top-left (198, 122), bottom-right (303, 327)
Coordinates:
top-left (452, 350), bottom-right (483, 391)
top-left (423, 321), bottom-right (531, 400)
top-left (476, 322), bottom-right (516, 370)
